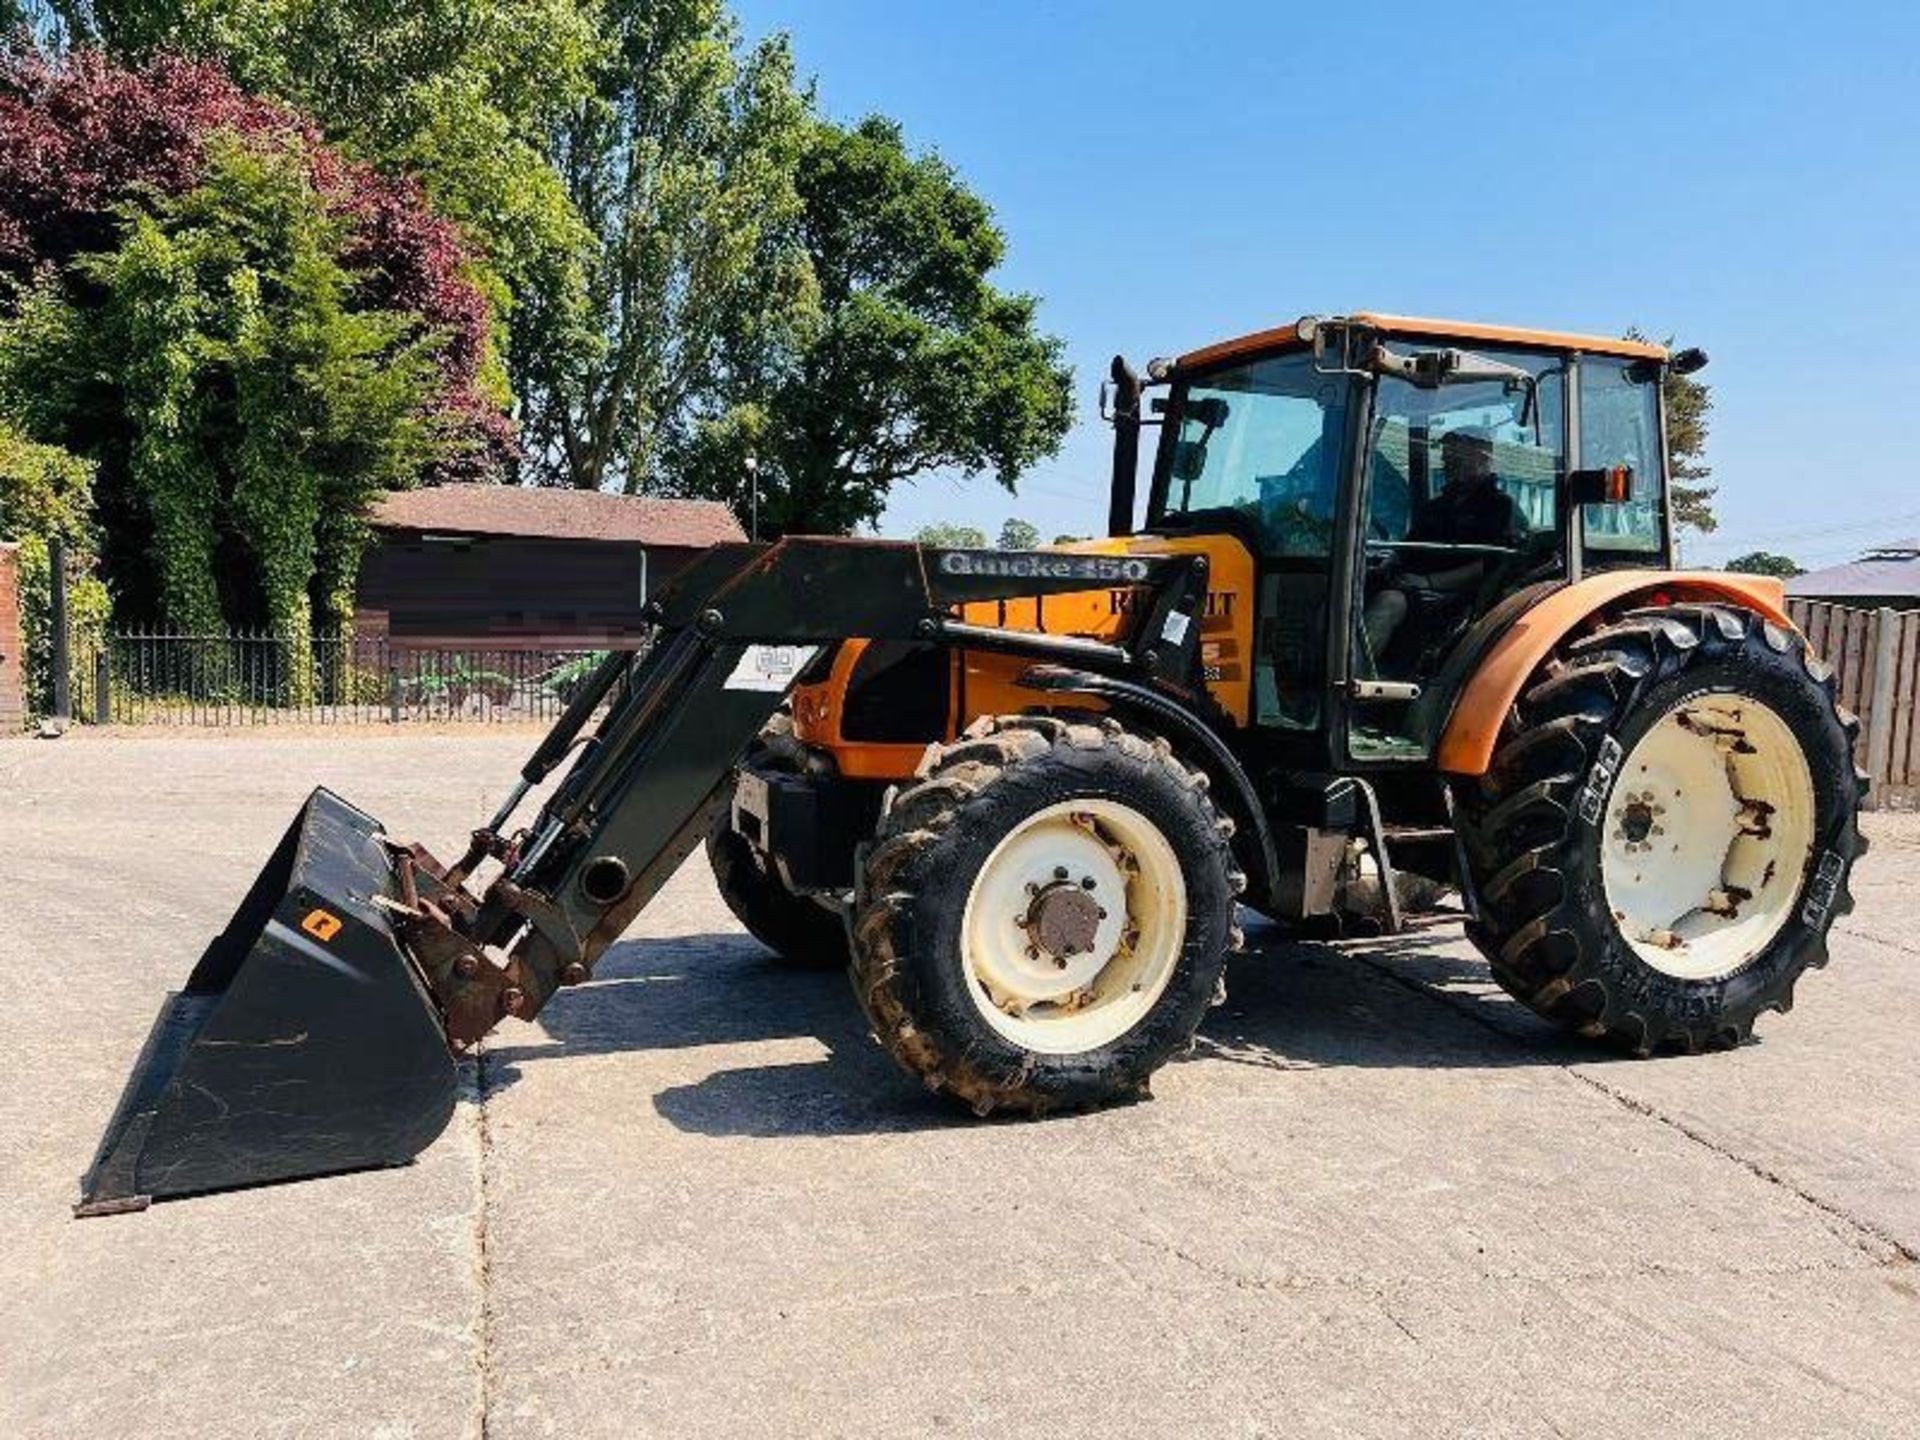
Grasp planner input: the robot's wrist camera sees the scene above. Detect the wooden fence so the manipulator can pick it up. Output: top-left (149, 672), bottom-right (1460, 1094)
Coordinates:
top-left (1788, 599), bottom-right (1919, 809)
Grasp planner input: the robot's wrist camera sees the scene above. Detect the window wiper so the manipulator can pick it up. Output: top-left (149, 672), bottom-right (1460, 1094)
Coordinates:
top-left (1371, 344), bottom-right (1540, 429)
top-left (1370, 343), bottom-right (1535, 391)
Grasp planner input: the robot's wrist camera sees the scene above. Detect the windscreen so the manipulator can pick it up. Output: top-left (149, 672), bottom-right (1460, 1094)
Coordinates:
top-left (1155, 352), bottom-right (1352, 559)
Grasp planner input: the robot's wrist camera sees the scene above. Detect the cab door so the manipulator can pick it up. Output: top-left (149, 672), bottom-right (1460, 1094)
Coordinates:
top-left (1343, 347), bottom-right (1570, 763)
top-left (1147, 349), bottom-right (1355, 745)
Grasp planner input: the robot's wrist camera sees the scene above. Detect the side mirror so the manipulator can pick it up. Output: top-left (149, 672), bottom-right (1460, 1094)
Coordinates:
top-left (1102, 354), bottom-right (1142, 423)
top-left (1566, 465), bottom-right (1634, 507)
top-left (1630, 347), bottom-right (1709, 385)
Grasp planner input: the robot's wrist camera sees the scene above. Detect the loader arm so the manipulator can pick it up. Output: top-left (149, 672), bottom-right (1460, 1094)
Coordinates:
top-left (80, 536), bottom-right (1208, 1212)
top-left (396, 538), bottom-right (1212, 1043)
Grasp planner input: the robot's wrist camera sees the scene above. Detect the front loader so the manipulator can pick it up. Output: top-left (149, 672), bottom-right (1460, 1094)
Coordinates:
top-left (80, 312), bottom-right (1867, 1214)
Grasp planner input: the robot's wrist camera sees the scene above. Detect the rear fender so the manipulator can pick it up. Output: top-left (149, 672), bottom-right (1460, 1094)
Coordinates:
top-left (1436, 570), bottom-right (1794, 776)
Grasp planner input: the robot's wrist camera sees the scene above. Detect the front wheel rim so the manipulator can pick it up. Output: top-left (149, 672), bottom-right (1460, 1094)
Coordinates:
top-left (1601, 692), bottom-right (1817, 981)
top-left (958, 798), bottom-right (1188, 1054)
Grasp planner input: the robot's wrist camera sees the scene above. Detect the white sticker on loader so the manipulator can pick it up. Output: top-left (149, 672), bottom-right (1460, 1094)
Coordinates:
top-left (725, 644), bottom-right (820, 693)
top-left (1577, 735), bottom-right (1624, 826)
top-left (1160, 610), bottom-right (1192, 645)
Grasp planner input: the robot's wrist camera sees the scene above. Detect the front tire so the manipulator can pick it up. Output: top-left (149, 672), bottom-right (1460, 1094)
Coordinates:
top-left (1457, 604), bottom-right (1868, 1054)
top-left (706, 714), bottom-right (851, 970)
top-left (852, 715), bottom-right (1243, 1115)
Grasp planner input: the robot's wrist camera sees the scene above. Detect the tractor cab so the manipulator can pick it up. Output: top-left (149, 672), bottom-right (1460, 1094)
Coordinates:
top-left (1124, 313), bottom-right (1689, 766)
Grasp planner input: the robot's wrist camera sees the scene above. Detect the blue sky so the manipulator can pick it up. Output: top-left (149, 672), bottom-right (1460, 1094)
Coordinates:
top-left (731, 1), bottom-right (1919, 568)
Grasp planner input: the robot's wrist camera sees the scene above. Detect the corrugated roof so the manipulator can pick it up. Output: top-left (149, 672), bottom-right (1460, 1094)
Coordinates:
top-left (371, 486), bottom-right (746, 547)
top-left (1786, 538), bottom-right (1920, 598)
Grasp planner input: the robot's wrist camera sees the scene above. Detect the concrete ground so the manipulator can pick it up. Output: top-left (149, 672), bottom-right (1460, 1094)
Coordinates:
top-left (2, 731), bottom-right (1916, 1439)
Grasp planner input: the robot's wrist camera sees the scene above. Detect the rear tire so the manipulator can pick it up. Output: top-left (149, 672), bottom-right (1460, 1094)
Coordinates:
top-left (706, 714), bottom-right (851, 970)
top-left (852, 714), bottom-right (1243, 1115)
top-left (1456, 604), bottom-right (1868, 1054)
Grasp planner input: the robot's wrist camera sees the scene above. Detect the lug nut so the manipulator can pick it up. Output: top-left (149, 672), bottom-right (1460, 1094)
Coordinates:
top-left (454, 954), bottom-right (480, 978)
top-left (1054, 866), bottom-right (1070, 880)
top-left (561, 962), bottom-right (589, 986)
top-left (501, 986), bottom-right (527, 1016)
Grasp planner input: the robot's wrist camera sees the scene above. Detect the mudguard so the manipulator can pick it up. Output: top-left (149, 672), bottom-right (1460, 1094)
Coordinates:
top-left (1435, 571), bottom-right (1793, 776)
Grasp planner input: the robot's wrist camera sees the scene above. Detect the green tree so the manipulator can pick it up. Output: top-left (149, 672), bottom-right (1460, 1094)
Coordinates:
top-left (1667, 363), bottom-right (1714, 534)
top-left (75, 0), bottom-right (599, 415)
top-left (0, 420), bottom-right (91, 547)
top-left (0, 419), bottom-right (107, 714)
top-left (1724, 550), bottom-right (1804, 579)
top-left (913, 521), bottom-right (986, 549)
top-left (525, 0), bottom-right (815, 492)
top-left (1627, 329), bottom-right (1714, 533)
top-left (0, 137), bottom-right (450, 654)
top-left (997, 517), bottom-right (1040, 550)
top-left (677, 116), bottom-right (1073, 536)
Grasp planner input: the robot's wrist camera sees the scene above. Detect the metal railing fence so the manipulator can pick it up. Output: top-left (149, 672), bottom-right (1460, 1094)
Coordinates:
top-left (67, 628), bottom-right (619, 726)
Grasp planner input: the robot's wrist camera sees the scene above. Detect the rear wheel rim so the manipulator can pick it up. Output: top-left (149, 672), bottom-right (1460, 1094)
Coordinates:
top-left (959, 798), bottom-right (1187, 1054)
top-left (1601, 692), bottom-right (1816, 981)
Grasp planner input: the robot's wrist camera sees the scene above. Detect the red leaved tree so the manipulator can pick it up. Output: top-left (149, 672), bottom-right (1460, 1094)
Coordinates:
top-left (0, 47), bottom-right (515, 481)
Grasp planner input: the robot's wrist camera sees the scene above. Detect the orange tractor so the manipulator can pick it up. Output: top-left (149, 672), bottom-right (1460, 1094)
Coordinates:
top-left (81, 313), bottom-right (1866, 1212)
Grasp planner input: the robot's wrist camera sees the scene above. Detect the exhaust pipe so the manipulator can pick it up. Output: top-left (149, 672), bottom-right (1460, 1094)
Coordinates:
top-left (1106, 354), bottom-right (1143, 538)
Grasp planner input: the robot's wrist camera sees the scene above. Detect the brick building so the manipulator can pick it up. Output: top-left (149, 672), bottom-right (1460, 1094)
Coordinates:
top-left (0, 544), bottom-right (24, 729)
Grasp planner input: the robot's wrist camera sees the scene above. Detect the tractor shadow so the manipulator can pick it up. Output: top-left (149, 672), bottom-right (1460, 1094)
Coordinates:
top-left (484, 913), bottom-right (1636, 1140)
top-left (482, 931), bottom-right (949, 1138)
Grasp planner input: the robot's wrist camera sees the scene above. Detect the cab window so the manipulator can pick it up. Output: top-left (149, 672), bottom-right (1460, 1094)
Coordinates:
top-left (1157, 352), bottom-right (1351, 558)
top-left (1364, 351), bottom-right (1567, 547)
top-left (1579, 357), bottom-right (1664, 554)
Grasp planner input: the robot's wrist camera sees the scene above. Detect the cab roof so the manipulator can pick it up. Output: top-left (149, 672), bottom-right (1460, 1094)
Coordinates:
top-left (1177, 312), bottom-right (1669, 370)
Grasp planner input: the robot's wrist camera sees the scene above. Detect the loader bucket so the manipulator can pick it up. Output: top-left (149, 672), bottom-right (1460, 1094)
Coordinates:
top-left (77, 788), bottom-right (459, 1215)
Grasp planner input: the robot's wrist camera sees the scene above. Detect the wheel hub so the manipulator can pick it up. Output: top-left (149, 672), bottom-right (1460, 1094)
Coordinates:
top-left (1022, 878), bottom-right (1106, 964)
top-left (1614, 793), bottom-right (1664, 852)
top-left (959, 799), bottom-right (1188, 1054)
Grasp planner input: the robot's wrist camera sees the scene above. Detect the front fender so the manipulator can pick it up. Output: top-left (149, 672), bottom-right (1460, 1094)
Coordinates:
top-left (1435, 570), bottom-right (1794, 776)
top-left (1017, 665), bottom-right (1280, 908)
